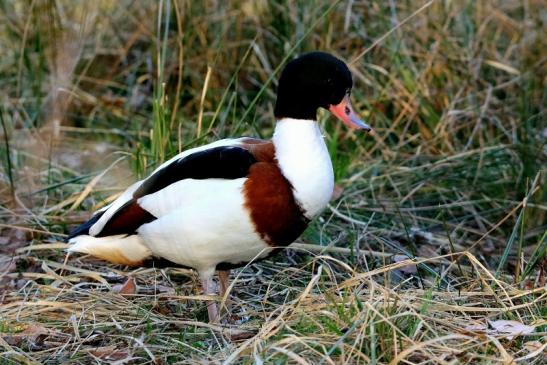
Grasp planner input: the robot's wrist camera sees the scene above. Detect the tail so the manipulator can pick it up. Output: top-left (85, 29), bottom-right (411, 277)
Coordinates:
top-left (68, 234), bottom-right (152, 266)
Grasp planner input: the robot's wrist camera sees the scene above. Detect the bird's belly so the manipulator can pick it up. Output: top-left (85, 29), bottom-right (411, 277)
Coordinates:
top-left (141, 222), bottom-right (271, 271)
top-left (136, 178), bottom-right (271, 273)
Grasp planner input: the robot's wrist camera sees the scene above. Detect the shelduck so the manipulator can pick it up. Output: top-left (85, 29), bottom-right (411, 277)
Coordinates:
top-left (68, 52), bottom-right (371, 322)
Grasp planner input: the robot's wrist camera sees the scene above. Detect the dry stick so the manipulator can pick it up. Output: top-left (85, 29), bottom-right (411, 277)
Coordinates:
top-left (60, 125), bottom-right (144, 136)
top-left (171, 0), bottom-right (185, 150)
top-left (68, 156), bottom-right (127, 211)
top-left (171, 320), bottom-right (255, 335)
top-left (515, 342), bottom-right (547, 362)
top-left (196, 66), bottom-right (212, 138)
top-left (3, 272), bottom-right (81, 283)
top-left (15, 0), bottom-right (36, 97)
top-left (291, 242), bottom-right (393, 260)
top-left (0, 223), bottom-right (66, 237)
top-left (0, 107), bottom-right (14, 199)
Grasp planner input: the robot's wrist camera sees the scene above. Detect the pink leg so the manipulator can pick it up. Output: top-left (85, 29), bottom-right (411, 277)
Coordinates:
top-left (218, 270), bottom-right (232, 318)
top-left (200, 277), bottom-right (218, 322)
top-left (218, 270), bottom-right (230, 298)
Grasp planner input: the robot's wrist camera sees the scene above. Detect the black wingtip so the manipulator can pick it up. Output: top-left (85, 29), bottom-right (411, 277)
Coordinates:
top-left (66, 211), bottom-right (104, 242)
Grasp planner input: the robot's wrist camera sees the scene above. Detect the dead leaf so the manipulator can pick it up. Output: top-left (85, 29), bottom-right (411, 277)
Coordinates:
top-left (464, 323), bottom-right (488, 332)
top-left (523, 341), bottom-right (543, 353)
top-left (16, 324), bottom-right (48, 338)
top-left (417, 245), bottom-right (438, 258)
top-left (2, 324), bottom-right (51, 347)
top-left (227, 329), bottom-right (257, 341)
top-left (113, 277), bottom-right (137, 295)
top-left (488, 320), bottom-right (535, 340)
top-left (464, 320), bottom-right (535, 340)
top-left (155, 284), bottom-right (175, 294)
top-left (0, 227), bottom-right (28, 251)
top-left (392, 254), bottom-right (418, 274)
top-left (484, 59), bottom-right (520, 75)
top-left (89, 345), bottom-right (130, 361)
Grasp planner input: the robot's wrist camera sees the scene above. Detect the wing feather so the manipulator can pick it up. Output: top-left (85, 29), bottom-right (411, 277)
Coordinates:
top-left (70, 139), bottom-right (258, 239)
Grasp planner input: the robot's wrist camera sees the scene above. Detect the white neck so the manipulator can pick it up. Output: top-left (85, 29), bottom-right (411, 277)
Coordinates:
top-left (272, 118), bottom-right (334, 218)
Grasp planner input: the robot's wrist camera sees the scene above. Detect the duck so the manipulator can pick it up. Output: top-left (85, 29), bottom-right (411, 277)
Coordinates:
top-left (67, 51), bottom-right (371, 322)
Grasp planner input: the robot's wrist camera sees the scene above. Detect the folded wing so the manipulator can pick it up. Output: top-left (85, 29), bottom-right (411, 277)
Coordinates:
top-left (68, 140), bottom-right (259, 239)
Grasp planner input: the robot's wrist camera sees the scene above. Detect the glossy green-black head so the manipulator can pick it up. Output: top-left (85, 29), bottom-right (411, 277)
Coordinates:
top-left (274, 52), bottom-right (370, 131)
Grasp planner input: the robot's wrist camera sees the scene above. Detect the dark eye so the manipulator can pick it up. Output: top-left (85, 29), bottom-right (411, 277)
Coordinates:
top-left (345, 106), bottom-right (350, 115)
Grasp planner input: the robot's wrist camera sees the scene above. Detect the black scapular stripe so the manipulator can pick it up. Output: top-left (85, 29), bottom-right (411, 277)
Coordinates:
top-left (133, 146), bottom-right (257, 199)
top-left (68, 146), bottom-right (257, 239)
top-left (67, 210), bottom-right (105, 240)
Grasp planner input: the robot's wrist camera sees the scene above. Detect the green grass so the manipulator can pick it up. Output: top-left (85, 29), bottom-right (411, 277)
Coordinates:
top-left (0, 0), bottom-right (546, 363)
